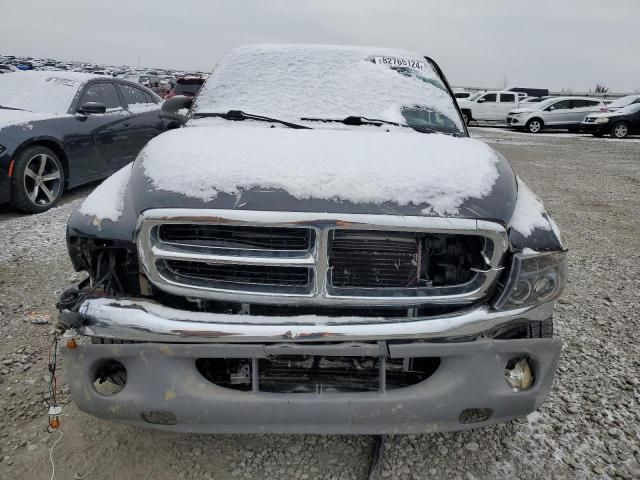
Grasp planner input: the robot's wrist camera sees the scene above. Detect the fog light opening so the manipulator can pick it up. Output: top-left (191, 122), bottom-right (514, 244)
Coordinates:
top-left (93, 359), bottom-right (127, 396)
top-left (505, 357), bottom-right (534, 391)
top-left (459, 408), bottom-right (493, 424)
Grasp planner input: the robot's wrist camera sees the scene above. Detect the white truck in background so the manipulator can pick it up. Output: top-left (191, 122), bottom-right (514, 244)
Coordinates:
top-left (457, 91), bottom-right (525, 124)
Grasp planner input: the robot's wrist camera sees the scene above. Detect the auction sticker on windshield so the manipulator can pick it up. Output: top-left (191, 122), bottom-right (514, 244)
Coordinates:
top-left (374, 57), bottom-right (427, 71)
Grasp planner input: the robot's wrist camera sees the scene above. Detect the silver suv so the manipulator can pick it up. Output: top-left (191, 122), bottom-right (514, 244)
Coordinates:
top-left (507, 97), bottom-right (606, 133)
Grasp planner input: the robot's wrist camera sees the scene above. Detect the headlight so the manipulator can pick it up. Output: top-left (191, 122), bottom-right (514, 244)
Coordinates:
top-left (595, 117), bottom-right (610, 124)
top-left (494, 251), bottom-right (567, 310)
top-left (511, 112), bottom-right (525, 117)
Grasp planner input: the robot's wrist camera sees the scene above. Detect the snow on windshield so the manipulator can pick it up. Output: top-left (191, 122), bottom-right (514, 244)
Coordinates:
top-left (194, 44), bottom-right (463, 131)
top-left (141, 124), bottom-right (499, 215)
top-left (0, 71), bottom-right (95, 114)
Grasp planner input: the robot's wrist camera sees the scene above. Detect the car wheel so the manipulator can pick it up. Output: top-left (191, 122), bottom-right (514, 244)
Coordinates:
top-left (461, 110), bottom-right (471, 125)
top-left (10, 146), bottom-right (64, 213)
top-left (610, 122), bottom-right (629, 139)
top-left (526, 118), bottom-right (543, 133)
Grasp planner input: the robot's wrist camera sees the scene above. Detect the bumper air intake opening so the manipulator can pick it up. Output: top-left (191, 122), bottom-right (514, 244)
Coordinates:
top-left (195, 355), bottom-right (440, 393)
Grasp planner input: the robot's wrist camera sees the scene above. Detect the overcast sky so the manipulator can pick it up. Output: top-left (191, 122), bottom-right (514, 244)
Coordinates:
top-left (2, 0), bottom-right (639, 92)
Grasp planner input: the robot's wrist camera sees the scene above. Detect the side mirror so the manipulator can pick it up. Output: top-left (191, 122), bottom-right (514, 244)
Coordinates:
top-left (160, 95), bottom-right (192, 123)
top-left (548, 106), bottom-right (555, 111)
top-left (477, 98), bottom-right (485, 103)
top-left (79, 102), bottom-right (107, 114)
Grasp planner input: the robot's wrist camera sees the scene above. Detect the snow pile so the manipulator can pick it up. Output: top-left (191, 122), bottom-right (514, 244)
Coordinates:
top-left (194, 44), bottom-right (463, 130)
top-left (79, 164), bottom-right (132, 222)
top-left (141, 124), bottom-right (500, 215)
top-left (509, 177), bottom-right (551, 236)
top-left (0, 71), bottom-right (100, 114)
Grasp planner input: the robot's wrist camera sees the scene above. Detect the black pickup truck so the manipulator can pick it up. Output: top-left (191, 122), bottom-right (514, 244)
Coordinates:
top-left (57, 44), bottom-right (567, 434)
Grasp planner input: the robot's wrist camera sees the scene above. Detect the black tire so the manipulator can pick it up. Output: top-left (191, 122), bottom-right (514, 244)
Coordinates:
top-left (461, 110), bottom-right (471, 125)
top-left (610, 121), bottom-right (629, 139)
top-left (526, 118), bottom-right (543, 134)
top-left (10, 145), bottom-right (65, 213)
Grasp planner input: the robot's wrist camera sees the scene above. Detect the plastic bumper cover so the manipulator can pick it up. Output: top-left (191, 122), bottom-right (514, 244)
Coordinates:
top-left (65, 337), bottom-right (562, 433)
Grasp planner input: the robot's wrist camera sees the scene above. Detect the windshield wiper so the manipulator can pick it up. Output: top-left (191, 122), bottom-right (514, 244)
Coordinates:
top-left (0, 105), bottom-right (27, 111)
top-left (300, 115), bottom-right (405, 127)
top-left (301, 115), bottom-right (439, 134)
top-left (193, 110), bottom-right (311, 130)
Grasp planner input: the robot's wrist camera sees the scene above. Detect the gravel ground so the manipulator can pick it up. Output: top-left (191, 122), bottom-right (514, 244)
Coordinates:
top-left (1, 128), bottom-right (639, 480)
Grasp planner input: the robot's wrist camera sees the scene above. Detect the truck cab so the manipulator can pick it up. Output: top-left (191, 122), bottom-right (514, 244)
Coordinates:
top-left (457, 90), bottom-right (520, 124)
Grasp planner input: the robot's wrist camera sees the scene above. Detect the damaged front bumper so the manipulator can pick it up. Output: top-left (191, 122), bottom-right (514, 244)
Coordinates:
top-left (62, 297), bottom-right (562, 433)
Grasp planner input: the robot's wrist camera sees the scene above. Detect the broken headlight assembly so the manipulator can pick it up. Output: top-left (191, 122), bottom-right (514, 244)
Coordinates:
top-left (494, 251), bottom-right (567, 310)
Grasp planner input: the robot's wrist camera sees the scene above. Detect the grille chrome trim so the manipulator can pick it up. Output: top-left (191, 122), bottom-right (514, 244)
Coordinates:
top-left (136, 209), bottom-right (508, 306)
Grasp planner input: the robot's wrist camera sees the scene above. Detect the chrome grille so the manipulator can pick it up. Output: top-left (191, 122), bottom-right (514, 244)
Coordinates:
top-left (161, 260), bottom-right (312, 290)
top-left (137, 209), bottom-right (508, 307)
top-left (158, 224), bottom-right (313, 251)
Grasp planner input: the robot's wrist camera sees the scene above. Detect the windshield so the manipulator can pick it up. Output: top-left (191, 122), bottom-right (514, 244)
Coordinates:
top-left (608, 95), bottom-right (640, 109)
top-left (531, 98), bottom-right (560, 110)
top-left (0, 71), bottom-right (82, 113)
top-left (174, 78), bottom-right (204, 96)
top-left (194, 45), bottom-right (464, 134)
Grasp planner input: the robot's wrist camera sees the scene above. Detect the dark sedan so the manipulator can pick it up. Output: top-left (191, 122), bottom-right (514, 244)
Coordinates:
top-left (0, 71), bottom-right (168, 212)
top-left (581, 103), bottom-right (640, 138)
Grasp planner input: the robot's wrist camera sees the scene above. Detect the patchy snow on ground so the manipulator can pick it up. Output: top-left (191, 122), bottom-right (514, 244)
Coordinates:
top-left (78, 164), bottom-right (132, 222)
top-left (141, 124), bottom-right (501, 215)
top-left (509, 176), bottom-right (551, 236)
top-left (194, 44), bottom-right (463, 131)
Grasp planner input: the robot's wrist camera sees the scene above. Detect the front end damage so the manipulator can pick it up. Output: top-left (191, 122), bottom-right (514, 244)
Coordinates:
top-left (58, 208), bottom-right (566, 434)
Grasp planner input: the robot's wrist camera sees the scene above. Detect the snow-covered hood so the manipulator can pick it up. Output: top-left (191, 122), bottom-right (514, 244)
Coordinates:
top-left (0, 109), bottom-right (61, 131)
top-left (128, 124), bottom-right (518, 223)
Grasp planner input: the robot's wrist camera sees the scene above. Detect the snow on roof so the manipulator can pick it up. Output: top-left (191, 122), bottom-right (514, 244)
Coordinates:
top-left (79, 163), bottom-right (132, 222)
top-left (509, 177), bottom-right (552, 237)
top-left (141, 124), bottom-right (500, 215)
top-left (0, 71), bottom-right (102, 114)
top-left (194, 44), bottom-right (462, 130)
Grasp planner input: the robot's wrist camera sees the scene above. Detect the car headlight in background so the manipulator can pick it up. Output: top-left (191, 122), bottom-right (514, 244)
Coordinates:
top-left (494, 251), bottom-right (567, 310)
top-left (595, 118), bottom-right (610, 124)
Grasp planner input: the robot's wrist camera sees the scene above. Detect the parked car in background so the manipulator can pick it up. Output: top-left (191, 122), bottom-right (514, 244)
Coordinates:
top-left (582, 102), bottom-right (640, 138)
top-left (457, 90), bottom-right (522, 124)
top-left (0, 71), bottom-right (167, 212)
top-left (121, 73), bottom-right (169, 98)
top-left (0, 64), bottom-right (18, 73)
top-left (60, 44), bottom-right (566, 434)
top-left (602, 95), bottom-right (640, 112)
top-left (519, 96), bottom-right (555, 105)
top-left (507, 97), bottom-right (606, 133)
top-left (164, 76), bottom-right (205, 99)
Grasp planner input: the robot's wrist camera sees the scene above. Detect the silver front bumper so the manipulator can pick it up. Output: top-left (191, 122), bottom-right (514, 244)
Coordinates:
top-left (76, 297), bottom-right (554, 343)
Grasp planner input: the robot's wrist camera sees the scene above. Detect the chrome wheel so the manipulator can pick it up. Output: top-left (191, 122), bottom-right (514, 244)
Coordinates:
top-left (613, 123), bottom-right (628, 139)
top-left (23, 153), bottom-right (62, 206)
top-left (528, 120), bottom-right (542, 133)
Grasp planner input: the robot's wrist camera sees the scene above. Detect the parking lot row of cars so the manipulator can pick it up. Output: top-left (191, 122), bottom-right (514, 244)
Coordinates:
top-left (456, 90), bottom-right (640, 138)
top-left (0, 54), bottom-right (206, 100)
